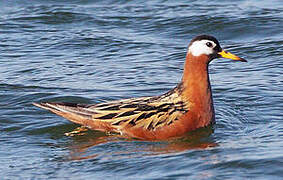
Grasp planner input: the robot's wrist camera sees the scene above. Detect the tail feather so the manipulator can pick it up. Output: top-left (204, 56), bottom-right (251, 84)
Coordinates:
top-left (33, 102), bottom-right (92, 125)
top-left (33, 102), bottom-right (93, 116)
top-left (33, 102), bottom-right (115, 132)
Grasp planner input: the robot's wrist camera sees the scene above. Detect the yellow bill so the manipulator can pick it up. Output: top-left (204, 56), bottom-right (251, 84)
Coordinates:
top-left (218, 50), bottom-right (247, 62)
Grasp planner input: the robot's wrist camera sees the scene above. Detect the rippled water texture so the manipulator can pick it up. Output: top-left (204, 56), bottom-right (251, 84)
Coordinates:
top-left (1, 0), bottom-right (282, 179)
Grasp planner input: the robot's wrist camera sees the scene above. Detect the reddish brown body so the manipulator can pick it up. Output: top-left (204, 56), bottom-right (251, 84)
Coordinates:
top-left (35, 52), bottom-right (215, 140)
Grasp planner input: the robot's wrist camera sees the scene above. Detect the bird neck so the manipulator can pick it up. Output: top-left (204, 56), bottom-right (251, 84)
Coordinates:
top-left (181, 53), bottom-right (215, 126)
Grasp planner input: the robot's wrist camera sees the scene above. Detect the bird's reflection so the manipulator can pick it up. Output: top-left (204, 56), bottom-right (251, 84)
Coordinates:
top-left (65, 126), bottom-right (217, 161)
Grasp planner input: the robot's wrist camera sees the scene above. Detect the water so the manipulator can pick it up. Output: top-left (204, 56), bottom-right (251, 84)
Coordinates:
top-left (1, 0), bottom-right (282, 179)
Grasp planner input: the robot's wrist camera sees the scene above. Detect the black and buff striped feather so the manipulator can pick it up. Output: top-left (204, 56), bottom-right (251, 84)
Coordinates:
top-left (35, 83), bottom-right (189, 131)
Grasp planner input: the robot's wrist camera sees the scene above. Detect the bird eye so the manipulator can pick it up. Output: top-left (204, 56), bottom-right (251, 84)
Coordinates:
top-left (206, 42), bottom-right (213, 48)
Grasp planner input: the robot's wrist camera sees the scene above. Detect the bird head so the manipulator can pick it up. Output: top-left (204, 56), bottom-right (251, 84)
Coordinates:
top-left (188, 35), bottom-right (247, 63)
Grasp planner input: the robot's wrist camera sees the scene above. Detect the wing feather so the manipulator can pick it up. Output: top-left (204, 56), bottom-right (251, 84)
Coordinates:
top-left (35, 83), bottom-right (189, 131)
top-left (84, 83), bottom-right (189, 131)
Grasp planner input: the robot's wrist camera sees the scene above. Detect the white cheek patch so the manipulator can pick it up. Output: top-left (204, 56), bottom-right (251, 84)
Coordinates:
top-left (188, 40), bottom-right (215, 57)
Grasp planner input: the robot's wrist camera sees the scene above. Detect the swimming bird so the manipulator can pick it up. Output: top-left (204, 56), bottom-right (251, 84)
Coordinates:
top-left (33, 35), bottom-right (246, 140)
